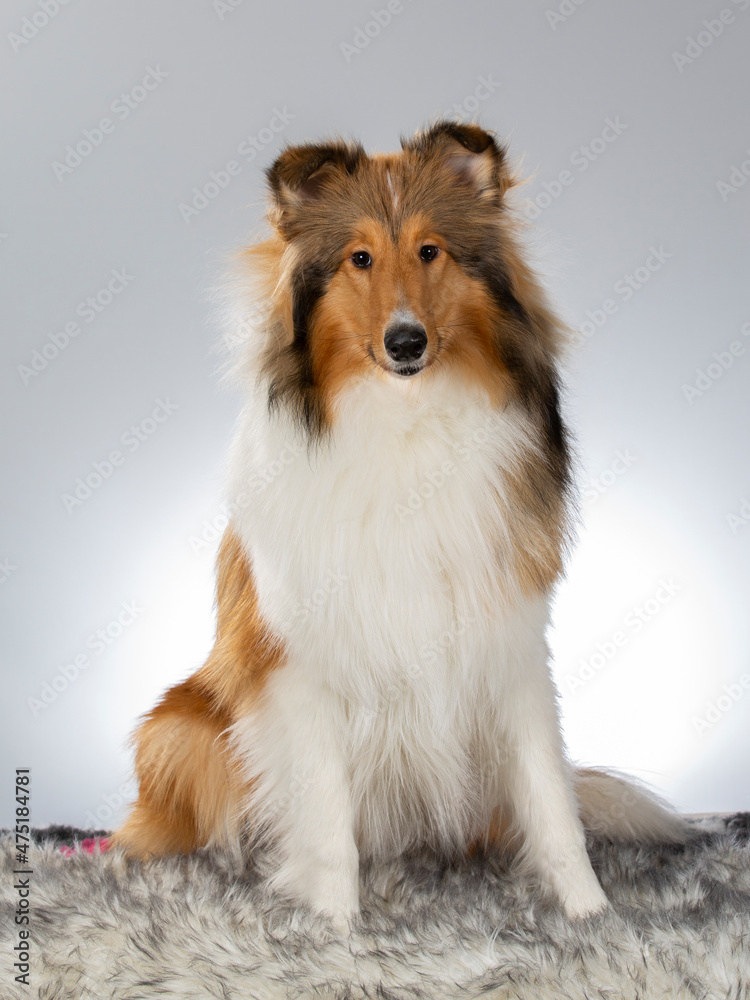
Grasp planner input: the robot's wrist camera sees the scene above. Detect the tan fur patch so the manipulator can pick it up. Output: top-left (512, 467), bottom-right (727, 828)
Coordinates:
top-left (115, 529), bottom-right (283, 858)
top-left (112, 677), bottom-right (243, 858)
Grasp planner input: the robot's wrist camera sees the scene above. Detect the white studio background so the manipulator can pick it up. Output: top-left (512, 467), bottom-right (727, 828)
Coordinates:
top-left (1, 0), bottom-right (748, 829)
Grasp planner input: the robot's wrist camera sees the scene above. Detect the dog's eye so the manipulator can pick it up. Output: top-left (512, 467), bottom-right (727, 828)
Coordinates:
top-left (351, 251), bottom-right (372, 269)
top-left (419, 245), bottom-right (439, 262)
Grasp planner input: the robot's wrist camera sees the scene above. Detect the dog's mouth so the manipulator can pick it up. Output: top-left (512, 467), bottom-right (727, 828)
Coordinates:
top-left (388, 359), bottom-right (427, 378)
top-left (367, 345), bottom-right (429, 379)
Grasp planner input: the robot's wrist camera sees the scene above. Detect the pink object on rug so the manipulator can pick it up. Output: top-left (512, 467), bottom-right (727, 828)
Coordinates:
top-left (59, 837), bottom-right (111, 857)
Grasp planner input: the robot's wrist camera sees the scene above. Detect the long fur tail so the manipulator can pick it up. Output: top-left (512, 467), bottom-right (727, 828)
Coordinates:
top-left (574, 767), bottom-right (690, 842)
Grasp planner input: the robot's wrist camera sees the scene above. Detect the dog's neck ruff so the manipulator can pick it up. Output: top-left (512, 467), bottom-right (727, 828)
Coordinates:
top-left (229, 370), bottom-right (541, 635)
top-left (228, 371), bottom-right (553, 857)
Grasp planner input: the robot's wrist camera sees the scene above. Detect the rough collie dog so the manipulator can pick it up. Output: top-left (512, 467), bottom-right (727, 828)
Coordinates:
top-left (115, 121), bottom-right (686, 925)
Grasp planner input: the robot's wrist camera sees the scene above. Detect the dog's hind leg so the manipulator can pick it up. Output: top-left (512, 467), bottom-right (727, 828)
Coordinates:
top-left (113, 678), bottom-right (244, 859)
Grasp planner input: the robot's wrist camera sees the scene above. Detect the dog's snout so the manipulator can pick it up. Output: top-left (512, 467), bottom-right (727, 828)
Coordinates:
top-left (384, 324), bottom-right (427, 363)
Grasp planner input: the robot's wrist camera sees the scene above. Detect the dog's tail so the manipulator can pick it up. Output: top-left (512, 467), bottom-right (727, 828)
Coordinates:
top-left (573, 766), bottom-right (690, 842)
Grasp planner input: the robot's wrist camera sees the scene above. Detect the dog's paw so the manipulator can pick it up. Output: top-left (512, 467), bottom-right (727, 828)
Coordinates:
top-left (560, 879), bottom-right (610, 920)
top-left (312, 888), bottom-right (359, 936)
top-left (326, 907), bottom-right (357, 937)
top-left (304, 861), bottom-right (360, 935)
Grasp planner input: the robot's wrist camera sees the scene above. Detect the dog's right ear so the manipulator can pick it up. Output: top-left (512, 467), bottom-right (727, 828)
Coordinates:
top-left (266, 140), bottom-right (365, 237)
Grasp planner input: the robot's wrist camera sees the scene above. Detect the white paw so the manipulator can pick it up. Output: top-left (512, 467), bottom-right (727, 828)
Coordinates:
top-left (560, 878), bottom-right (609, 920)
top-left (325, 907), bottom-right (357, 937)
top-left (311, 883), bottom-right (359, 935)
top-left (304, 859), bottom-right (360, 932)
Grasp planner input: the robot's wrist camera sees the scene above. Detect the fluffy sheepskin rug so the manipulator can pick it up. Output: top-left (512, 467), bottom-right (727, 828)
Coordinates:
top-left (2, 817), bottom-right (749, 999)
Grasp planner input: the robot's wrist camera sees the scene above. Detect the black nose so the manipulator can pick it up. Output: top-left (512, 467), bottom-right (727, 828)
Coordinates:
top-left (384, 324), bottom-right (427, 363)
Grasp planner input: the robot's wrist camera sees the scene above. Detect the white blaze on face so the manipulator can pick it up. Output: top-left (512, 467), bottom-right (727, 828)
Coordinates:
top-left (386, 168), bottom-right (399, 212)
top-left (388, 306), bottom-right (421, 330)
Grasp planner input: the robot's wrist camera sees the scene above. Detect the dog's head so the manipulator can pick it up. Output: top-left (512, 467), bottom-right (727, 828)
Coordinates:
top-left (253, 121), bottom-right (566, 466)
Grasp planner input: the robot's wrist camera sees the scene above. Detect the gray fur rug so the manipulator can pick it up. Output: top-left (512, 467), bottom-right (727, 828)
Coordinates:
top-left (2, 817), bottom-right (749, 999)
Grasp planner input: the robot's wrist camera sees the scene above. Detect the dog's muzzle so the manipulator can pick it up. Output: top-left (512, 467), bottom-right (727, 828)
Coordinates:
top-left (383, 323), bottom-right (427, 376)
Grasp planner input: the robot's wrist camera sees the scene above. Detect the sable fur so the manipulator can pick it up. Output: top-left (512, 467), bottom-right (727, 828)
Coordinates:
top-left (115, 120), bottom-right (688, 924)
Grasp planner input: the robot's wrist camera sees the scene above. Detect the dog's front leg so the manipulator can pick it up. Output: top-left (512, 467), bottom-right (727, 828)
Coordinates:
top-left (499, 604), bottom-right (609, 919)
top-left (234, 664), bottom-right (359, 929)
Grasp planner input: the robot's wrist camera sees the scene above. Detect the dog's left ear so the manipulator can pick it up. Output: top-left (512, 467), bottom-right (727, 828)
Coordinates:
top-left (403, 121), bottom-right (512, 203)
top-left (266, 140), bottom-right (365, 236)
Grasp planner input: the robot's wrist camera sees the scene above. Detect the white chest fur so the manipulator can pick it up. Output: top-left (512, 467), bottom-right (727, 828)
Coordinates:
top-left (229, 373), bottom-right (552, 857)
